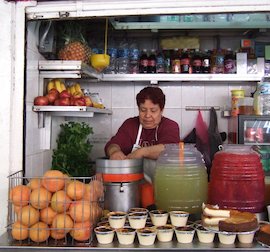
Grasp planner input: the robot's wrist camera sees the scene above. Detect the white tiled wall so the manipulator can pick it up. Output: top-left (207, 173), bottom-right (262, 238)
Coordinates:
top-left (24, 23), bottom-right (258, 176)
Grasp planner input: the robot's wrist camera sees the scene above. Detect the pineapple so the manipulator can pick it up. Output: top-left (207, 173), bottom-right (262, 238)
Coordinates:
top-left (58, 41), bottom-right (90, 63)
top-left (57, 21), bottom-right (91, 63)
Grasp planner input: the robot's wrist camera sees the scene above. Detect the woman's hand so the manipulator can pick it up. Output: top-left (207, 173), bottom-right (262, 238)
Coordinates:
top-left (126, 148), bottom-right (144, 159)
top-left (110, 150), bottom-right (127, 160)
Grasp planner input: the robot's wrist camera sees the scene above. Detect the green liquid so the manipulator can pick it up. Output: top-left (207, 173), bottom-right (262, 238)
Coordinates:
top-left (154, 165), bottom-right (208, 214)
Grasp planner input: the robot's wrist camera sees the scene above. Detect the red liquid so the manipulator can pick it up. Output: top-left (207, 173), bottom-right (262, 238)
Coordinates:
top-left (209, 151), bottom-right (265, 213)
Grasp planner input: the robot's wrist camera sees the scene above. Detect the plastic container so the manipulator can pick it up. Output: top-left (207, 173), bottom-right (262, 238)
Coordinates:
top-left (231, 89), bottom-right (245, 116)
top-left (208, 145), bottom-right (265, 213)
top-left (238, 97), bottom-right (254, 115)
top-left (154, 144), bottom-right (208, 214)
top-left (254, 77), bottom-right (270, 115)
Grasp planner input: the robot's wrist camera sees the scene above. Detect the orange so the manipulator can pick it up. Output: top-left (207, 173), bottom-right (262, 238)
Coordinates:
top-left (9, 185), bottom-right (31, 207)
top-left (41, 170), bottom-right (65, 192)
top-left (11, 221), bottom-right (28, 241)
top-left (30, 187), bottom-right (52, 209)
top-left (29, 222), bottom-right (50, 243)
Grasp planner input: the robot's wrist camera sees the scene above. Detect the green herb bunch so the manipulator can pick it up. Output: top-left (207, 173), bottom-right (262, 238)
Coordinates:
top-left (52, 122), bottom-right (94, 177)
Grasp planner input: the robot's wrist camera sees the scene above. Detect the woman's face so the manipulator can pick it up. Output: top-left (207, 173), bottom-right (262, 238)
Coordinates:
top-left (138, 99), bottom-right (163, 129)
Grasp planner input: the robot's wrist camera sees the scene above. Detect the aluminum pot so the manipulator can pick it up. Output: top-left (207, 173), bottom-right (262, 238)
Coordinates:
top-left (96, 158), bottom-right (143, 174)
top-left (104, 181), bottom-right (141, 212)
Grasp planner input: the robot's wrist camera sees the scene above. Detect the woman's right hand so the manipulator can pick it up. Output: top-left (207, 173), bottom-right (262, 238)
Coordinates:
top-left (110, 150), bottom-right (127, 160)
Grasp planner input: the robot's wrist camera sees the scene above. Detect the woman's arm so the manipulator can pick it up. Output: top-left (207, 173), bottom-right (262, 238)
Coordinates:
top-left (106, 144), bottom-right (127, 160)
top-left (126, 144), bottom-right (165, 160)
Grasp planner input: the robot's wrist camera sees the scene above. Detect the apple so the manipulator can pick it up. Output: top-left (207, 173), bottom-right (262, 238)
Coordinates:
top-left (59, 90), bottom-right (71, 99)
top-left (46, 91), bottom-right (59, 105)
top-left (54, 98), bottom-right (70, 106)
top-left (84, 96), bottom-right (93, 107)
top-left (34, 96), bottom-right (49, 106)
top-left (70, 97), bottom-right (75, 106)
top-left (73, 97), bottom-right (86, 106)
top-left (59, 97), bottom-right (71, 106)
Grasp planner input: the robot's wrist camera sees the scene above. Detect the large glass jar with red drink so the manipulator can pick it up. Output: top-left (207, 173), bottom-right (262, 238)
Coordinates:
top-left (208, 145), bottom-right (265, 213)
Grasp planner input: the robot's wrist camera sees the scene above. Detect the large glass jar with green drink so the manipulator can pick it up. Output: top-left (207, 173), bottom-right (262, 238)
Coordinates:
top-left (154, 144), bottom-right (208, 214)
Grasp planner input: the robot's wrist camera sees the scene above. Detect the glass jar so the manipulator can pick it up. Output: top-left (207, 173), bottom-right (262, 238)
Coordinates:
top-left (208, 145), bottom-right (265, 213)
top-left (154, 144), bottom-right (208, 214)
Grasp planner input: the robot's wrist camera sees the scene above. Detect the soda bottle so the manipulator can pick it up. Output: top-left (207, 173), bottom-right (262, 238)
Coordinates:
top-left (192, 49), bottom-right (202, 74)
top-left (163, 49), bottom-right (171, 73)
top-left (147, 49), bottom-right (157, 73)
top-left (156, 50), bottom-right (165, 73)
top-left (139, 49), bottom-right (148, 74)
top-left (224, 48), bottom-right (236, 74)
top-left (202, 49), bottom-right (211, 73)
top-left (171, 48), bottom-right (181, 73)
top-left (104, 47), bottom-right (117, 74)
top-left (180, 48), bottom-right (191, 73)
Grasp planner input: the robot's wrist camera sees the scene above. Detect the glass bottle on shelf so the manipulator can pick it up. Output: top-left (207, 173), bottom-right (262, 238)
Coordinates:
top-left (192, 49), bottom-right (202, 74)
top-left (202, 49), bottom-right (211, 73)
top-left (156, 50), bottom-right (165, 73)
top-left (180, 48), bottom-right (191, 74)
top-left (139, 49), bottom-right (148, 74)
top-left (147, 49), bottom-right (157, 73)
top-left (172, 48), bottom-right (181, 74)
top-left (224, 48), bottom-right (236, 74)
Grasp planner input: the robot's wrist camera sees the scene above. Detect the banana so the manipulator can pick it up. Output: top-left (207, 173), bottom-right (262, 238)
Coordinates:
top-left (54, 79), bottom-right (62, 93)
top-left (47, 80), bottom-right (55, 93)
top-left (60, 82), bottom-right (66, 91)
top-left (70, 85), bottom-right (76, 95)
top-left (74, 83), bottom-right (82, 93)
top-left (67, 87), bottom-right (71, 94)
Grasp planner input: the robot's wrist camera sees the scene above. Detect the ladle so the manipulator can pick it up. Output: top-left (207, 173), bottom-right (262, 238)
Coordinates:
top-left (90, 18), bottom-right (110, 71)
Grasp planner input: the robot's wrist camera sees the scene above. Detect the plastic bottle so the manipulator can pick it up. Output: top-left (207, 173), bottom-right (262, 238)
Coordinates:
top-left (171, 48), bottom-right (181, 74)
top-left (104, 47), bottom-right (117, 74)
top-left (202, 49), bottom-right (211, 73)
top-left (180, 48), bottom-right (191, 74)
top-left (129, 47), bottom-right (140, 74)
top-left (192, 49), bottom-right (202, 74)
top-left (139, 49), bottom-right (148, 74)
top-left (117, 47), bottom-right (129, 74)
top-left (147, 49), bottom-right (157, 73)
top-left (156, 50), bottom-right (165, 73)
top-left (224, 48), bottom-right (236, 74)
top-left (254, 77), bottom-right (270, 115)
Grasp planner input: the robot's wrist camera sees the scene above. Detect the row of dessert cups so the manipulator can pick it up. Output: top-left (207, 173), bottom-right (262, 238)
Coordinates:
top-left (94, 224), bottom-right (196, 245)
top-left (102, 209), bottom-right (190, 229)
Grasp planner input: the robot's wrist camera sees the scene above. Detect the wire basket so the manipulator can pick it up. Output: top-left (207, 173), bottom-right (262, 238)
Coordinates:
top-left (7, 170), bottom-right (104, 246)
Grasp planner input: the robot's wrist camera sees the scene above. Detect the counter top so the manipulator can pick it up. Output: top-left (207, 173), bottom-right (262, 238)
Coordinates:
top-left (0, 232), bottom-right (269, 252)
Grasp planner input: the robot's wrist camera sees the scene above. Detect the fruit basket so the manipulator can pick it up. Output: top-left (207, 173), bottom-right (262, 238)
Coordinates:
top-left (7, 170), bottom-right (104, 246)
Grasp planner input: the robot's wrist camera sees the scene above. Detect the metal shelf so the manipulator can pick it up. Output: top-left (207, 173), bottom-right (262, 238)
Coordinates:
top-left (33, 106), bottom-right (112, 117)
top-left (38, 60), bottom-right (102, 80)
top-left (102, 73), bottom-right (263, 82)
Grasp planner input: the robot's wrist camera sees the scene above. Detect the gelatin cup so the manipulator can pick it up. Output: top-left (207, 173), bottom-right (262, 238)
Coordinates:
top-left (169, 211), bottom-right (189, 227)
top-left (156, 224), bottom-right (174, 242)
top-left (108, 211), bottom-right (127, 229)
top-left (150, 210), bottom-right (169, 227)
top-left (195, 225), bottom-right (215, 243)
top-left (218, 232), bottom-right (236, 245)
top-left (137, 227), bottom-right (157, 246)
top-left (94, 226), bottom-right (115, 244)
top-left (175, 226), bottom-right (195, 243)
top-left (116, 227), bottom-right (136, 245)
top-left (128, 212), bottom-right (147, 229)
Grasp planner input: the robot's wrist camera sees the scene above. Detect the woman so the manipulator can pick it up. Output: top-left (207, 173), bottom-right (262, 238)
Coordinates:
top-left (105, 86), bottom-right (180, 160)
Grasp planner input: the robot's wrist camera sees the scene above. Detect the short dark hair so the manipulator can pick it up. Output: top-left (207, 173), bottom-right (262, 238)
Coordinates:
top-left (136, 86), bottom-right (165, 110)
